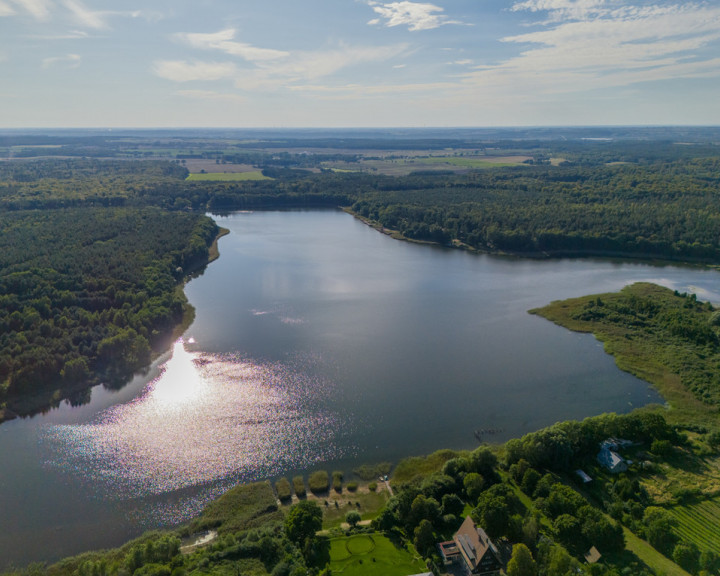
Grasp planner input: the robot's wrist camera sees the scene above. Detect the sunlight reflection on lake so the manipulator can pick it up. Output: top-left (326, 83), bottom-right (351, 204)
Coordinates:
top-left (42, 339), bottom-right (349, 498)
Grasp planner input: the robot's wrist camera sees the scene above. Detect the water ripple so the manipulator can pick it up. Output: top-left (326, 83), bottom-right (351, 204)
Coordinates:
top-left (40, 340), bottom-right (353, 500)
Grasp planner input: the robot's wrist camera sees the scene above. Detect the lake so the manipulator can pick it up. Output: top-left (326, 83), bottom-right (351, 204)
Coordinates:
top-left (1, 209), bottom-right (719, 567)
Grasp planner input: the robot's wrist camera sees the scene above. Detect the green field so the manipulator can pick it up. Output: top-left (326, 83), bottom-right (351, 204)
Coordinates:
top-left (667, 497), bottom-right (720, 555)
top-left (186, 171), bottom-right (272, 181)
top-left (622, 528), bottom-right (692, 576)
top-left (421, 155), bottom-right (528, 168)
top-left (327, 533), bottom-right (426, 576)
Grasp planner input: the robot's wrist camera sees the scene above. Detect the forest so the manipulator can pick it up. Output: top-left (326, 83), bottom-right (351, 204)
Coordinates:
top-left (0, 155), bottom-right (221, 418)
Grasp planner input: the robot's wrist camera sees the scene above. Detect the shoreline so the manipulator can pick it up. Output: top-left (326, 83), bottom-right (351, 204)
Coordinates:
top-left (343, 207), bottom-right (718, 270)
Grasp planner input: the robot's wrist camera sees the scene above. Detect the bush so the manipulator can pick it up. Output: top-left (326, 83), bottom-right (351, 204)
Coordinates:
top-left (368, 482), bottom-right (377, 492)
top-left (651, 439), bottom-right (673, 457)
top-left (293, 476), bottom-right (306, 498)
top-left (353, 462), bottom-right (392, 481)
top-left (346, 481), bottom-right (358, 492)
top-left (275, 478), bottom-right (292, 502)
top-left (309, 470), bottom-right (329, 494)
top-left (332, 471), bottom-right (343, 493)
top-left (346, 510), bottom-right (362, 528)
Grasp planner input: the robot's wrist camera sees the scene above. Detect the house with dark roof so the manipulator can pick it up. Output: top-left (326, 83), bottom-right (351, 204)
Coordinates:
top-left (439, 516), bottom-right (502, 575)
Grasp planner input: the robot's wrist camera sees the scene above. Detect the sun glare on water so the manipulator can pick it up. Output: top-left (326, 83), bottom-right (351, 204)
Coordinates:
top-left (149, 339), bottom-right (207, 407)
top-left (41, 339), bottom-right (348, 501)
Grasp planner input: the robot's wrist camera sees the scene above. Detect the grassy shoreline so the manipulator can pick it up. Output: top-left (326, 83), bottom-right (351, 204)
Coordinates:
top-left (530, 282), bottom-right (720, 430)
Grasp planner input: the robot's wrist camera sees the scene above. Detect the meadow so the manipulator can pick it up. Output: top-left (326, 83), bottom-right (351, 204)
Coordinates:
top-left (327, 534), bottom-right (426, 576)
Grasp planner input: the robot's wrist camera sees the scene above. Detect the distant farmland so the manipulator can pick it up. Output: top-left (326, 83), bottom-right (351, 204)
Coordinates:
top-left (186, 171), bottom-right (272, 181)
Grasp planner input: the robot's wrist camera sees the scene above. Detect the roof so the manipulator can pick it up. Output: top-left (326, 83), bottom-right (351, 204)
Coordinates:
top-left (454, 516), bottom-right (501, 572)
top-left (597, 447), bottom-right (627, 472)
top-left (584, 546), bottom-right (602, 564)
top-left (576, 469), bottom-right (592, 483)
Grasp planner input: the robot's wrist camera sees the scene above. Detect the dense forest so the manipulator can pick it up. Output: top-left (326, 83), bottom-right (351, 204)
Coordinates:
top-left (0, 156), bottom-right (224, 418)
top-left (350, 159), bottom-right (720, 262)
top-left (0, 206), bottom-right (217, 417)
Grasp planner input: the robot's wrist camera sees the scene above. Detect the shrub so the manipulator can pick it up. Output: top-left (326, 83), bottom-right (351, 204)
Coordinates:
top-left (353, 462), bottom-right (392, 481)
top-left (275, 478), bottom-right (292, 502)
top-left (346, 481), bottom-right (358, 492)
top-left (309, 470), bottom-right (329, 494)
top-left (368, 482), bottom-right (377, 492)
top-left (332, 471), bottom-right (343, 493)
top-left (293, 476), bottom-right (306, 498)
top-left (346, 510), bottom-right (362, 528)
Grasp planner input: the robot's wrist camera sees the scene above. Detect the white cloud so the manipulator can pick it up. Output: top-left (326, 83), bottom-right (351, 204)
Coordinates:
top-left (233, 43), bottom-right (409, 91)
top-left (169, 26), bottom-right (409, 92)
top-left (32, 29), bottom-right (89, 39)
top-left (0, 1), bottom-right (15, 16)
top-left (10, 0), bottom-right (52, 20)
top-left (367, 1), bottom-right (463, 31)
top-left (62, 0), bottom-right (105, 28)
top-left (177, 29), bottom-right (289, 62)
top-left (42, 53), bottom-right (80, 68)
top-left (461, 1), bottom-right (720, 96)
top-left (511, 0), bottom-right (607, 21)
top-left (153, 60), bottom-right (237, 83)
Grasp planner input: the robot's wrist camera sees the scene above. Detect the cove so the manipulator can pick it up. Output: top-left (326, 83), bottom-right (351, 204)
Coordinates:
top-left (2, 209), bottom-right (719, 568)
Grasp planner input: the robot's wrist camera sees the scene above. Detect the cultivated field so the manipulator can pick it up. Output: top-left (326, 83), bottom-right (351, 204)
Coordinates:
top-left (667, 497), bottom-right (720, 555)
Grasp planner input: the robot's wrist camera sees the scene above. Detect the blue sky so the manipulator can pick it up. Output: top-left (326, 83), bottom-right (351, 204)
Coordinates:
top-left (1, 0), bottom-right (719, 127)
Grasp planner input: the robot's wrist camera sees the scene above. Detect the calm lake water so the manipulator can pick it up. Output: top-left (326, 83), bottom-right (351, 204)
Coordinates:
top-left (2, 209), bottom-right (719, 567)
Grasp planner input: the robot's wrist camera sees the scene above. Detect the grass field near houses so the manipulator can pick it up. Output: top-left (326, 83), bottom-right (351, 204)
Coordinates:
top-left (327, 533), bottom-right (426, 576)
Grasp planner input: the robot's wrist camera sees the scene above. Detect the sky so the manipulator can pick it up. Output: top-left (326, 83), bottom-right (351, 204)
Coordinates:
top-left (1, 0), bottom-right (719, 127)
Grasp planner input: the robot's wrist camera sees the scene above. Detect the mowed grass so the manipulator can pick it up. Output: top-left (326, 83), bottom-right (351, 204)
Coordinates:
top-left (186, 171), bottom-right (272, 181)
top-left (667, 497), bottom-right (720, 555)
top-left (327, 533), bottom-right (426, 576)
top-left (622, 528), bottom-right (692, 576)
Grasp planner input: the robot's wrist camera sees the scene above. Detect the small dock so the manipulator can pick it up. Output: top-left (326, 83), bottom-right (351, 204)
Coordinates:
top-left (474, 428), bottom-right (503, 443)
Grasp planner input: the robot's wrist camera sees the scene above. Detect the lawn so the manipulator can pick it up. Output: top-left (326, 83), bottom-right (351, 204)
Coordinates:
top-left (186, 171), bottom-right (272, 181)
top-left (327, 533), bottom-right (427, 576)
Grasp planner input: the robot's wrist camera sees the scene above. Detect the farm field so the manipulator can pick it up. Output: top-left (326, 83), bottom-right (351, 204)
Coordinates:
top-left (327, 533), bottom-right (426, 576)
top-left (667, 497), bottom-right (720, 555)
top-left (186, 171), bottom-right (271, 181)
top-left (323, 154), bottom-right (530, 176)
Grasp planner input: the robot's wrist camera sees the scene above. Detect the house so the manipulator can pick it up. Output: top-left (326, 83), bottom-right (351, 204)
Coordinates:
top-left (597, 440), bottom-right (628, 473)
top-left (439, 516), bottom-right (502, 575)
